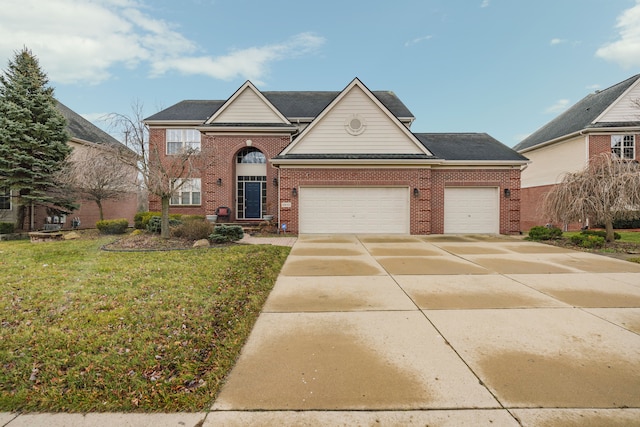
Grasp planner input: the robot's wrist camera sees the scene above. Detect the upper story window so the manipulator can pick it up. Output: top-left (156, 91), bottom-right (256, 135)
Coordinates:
top-left (166, 129), bottom-right (201, 155)
top-left (236, 147), bottom-right (266, 164)
top-left (611, 134), bottom-right (635, 160)
top-left (170, 178), bottom-right (201, 206)
top-left (0, 188), bottom-right (10, 210)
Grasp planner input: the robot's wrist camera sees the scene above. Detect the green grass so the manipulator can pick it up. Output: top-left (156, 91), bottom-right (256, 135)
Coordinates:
top-left (0, 237), bottom-right (290, 412)
top-left (562, 230), bottom-right (640, 242)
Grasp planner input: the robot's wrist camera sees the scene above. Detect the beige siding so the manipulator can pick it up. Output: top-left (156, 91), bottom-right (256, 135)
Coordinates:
top-left (521, 136), bottom-right (587, 188)
top-left (213, 89), bottom-right (286, 123)
top-left (287, 86), bottom-right (423, 155)
top-left (598, 82), bottom-right (640, 123)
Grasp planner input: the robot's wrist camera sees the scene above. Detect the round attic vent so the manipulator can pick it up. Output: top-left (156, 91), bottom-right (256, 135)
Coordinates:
top-left (345, 114), bottom-right (366, 135)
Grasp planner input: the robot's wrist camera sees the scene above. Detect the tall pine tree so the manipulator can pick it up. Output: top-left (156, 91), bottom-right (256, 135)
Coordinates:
top-left (0, 48), bottom-right (73, 230)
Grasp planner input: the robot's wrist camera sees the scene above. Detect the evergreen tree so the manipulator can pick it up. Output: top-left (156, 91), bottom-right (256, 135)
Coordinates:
top-left (0, 48), bottom-right (73, 230)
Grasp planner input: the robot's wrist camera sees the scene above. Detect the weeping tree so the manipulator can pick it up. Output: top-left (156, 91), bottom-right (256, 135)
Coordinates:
top-left (106, 101), bottom-right (213, 239)
top-left (543, 153), bottom-right (640, 242)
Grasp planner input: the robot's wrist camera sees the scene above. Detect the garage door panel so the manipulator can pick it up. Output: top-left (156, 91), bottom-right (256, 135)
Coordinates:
top-left (300, 187), bottom-right (409, 234)
top-left (444, 187), bottom-right (499, 234)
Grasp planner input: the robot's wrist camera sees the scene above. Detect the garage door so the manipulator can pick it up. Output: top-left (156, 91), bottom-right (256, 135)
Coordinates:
top-left (299, 187), bottom-right (409, 234)
top-left (444, 187), bottom-right (499, 234)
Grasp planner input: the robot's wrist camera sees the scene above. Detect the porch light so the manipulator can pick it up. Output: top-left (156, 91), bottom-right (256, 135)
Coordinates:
top-left (504, 188), bottom-right (511, 198)
top-left (413, 188), bottom-right (420, 197)
top-left (216, 178), bottom-right (222, 186)
top-left (273, 177), bottom-right (278, 186)
top-left (292, 187), bottom-right (297, 197)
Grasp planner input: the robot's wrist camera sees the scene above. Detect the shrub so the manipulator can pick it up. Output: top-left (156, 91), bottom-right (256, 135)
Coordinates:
top-left (209, 224), bottom-right (244, 243)
top-left (146, 216), bottom-right (183, 233)
top-left (172, 219), bottom-right (213, 240)
top-left (135, 211), bottom-right (183, 229)
top-left (96, 219), bottom-right (129, 234)
top-left (528, 225), bottom-right (563, 241)
top-left (570, 234), bottom-right (605, 248)
top-left (0, 222), bottom-right (15, 234)
top-left (581, 229), bottom-right (621, 240)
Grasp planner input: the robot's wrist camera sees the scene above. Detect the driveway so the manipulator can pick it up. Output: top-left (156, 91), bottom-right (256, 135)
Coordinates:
top-left (207, 234), bottom-right (640, 426)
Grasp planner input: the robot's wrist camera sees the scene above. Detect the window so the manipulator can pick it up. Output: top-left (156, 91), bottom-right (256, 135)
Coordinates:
top-left (170, 178), bottom-right (201, 205)
top-left (0, 188), bottom-right (10, 210)
top-left (236, 147), bottom-right (266, 163)
top-left (611, 135), bottom-right (635, 160)
top-left (166, 129), bottom-right (201, 154)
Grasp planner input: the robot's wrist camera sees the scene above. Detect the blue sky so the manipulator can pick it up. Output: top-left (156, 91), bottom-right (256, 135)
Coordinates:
top-left (1, 0), bottom-right (639, 147)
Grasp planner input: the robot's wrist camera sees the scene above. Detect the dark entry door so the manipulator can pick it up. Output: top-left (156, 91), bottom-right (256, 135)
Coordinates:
top-left (244, 182), bottom-right (261, 219)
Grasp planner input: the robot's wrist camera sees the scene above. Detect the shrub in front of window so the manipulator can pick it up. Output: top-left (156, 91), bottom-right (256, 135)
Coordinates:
top-left (0, 222), bottom-right (15, 234)
top-left (171, 218), bottom-right (213, 240)
top-left (209, 224), bottom-right (244, 243)
top-left (135, 211), bottom-right (183, 229)
top-left (146, 216), bottom-right (183, 234)
top-left (527, 225), bottom-right (563, 241)
top-left (96, 219), bottom-right (129, 234)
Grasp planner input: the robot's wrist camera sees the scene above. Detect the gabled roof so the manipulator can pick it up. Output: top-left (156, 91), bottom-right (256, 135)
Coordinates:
top-left (144, 90), bottom-right (414, 122)
top-left (205, 81), bottom-right (290, 125)
top-left (514, 74), bottom-right (640, 152)
top-left (416, 133), bottom-right (529, 162)
top-left (56, 101), bottom-right (122, 147)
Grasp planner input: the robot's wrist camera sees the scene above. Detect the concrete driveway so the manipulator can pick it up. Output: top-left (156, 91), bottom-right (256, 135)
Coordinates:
top-left (207, 234), bottom-right (640, 426)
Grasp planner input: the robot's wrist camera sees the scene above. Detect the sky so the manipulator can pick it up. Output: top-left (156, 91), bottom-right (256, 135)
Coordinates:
top-left (1, 0), bottom-right (639, 147)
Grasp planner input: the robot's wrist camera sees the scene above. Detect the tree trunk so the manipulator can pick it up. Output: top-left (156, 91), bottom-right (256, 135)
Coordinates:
top-left (97, 200), bottom-right (104, 221)
top-left (16, 204), bottom-right (26, 231)
top-left (604, 218), bottom-right (615, 243)
top-left (161, 196), bottom-right (170, 239)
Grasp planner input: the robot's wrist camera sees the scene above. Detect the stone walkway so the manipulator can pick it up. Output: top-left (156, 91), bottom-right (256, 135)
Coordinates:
top-left (239, 234), bottom-right (297, 247)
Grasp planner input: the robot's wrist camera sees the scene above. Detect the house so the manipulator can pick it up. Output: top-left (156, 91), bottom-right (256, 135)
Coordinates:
top-left (514, 74), bottom-right (640, 231)
top-left (0, 101), bottom-right (139, 230)
top-left (143, 78), bottom-right (528, 235)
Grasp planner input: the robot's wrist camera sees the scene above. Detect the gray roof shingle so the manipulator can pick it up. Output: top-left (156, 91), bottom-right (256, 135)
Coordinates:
top-left (415, 133), bottom-right (529, 162)
top-left (56, 101), bottom-right (122, 147)
top-left (144, 91), bottom-right (414, 122)
top-left (514, 74), bottom-right (640, 152)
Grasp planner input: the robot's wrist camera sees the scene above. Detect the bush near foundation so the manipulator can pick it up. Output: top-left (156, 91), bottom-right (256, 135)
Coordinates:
top-left (96, 219), bottom-right (129, 234)
top-left (172, 218), bottom-right (214, 240)
top-left (0, 222), bottom-right (15, 234)
top-left (146, 216), bottom-right (182, 233)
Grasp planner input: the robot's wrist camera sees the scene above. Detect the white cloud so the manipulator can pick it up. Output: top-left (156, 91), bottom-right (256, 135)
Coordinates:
top-left (0, 0), bottom-right (324, 85)
top-left (550, 38), bottom-right (565, 45)
top-left (404, 35), bottom-right (433, 47)
top-left (545, 99), bottom-right (571, 114)
top-left (480, 0), bottom-right (490, 8)
top-left (596, 0), bottom-right (640, 68)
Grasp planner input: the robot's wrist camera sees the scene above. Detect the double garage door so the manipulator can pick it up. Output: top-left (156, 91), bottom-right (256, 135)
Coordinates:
top-left (298, 186), bottom-right (500, 234)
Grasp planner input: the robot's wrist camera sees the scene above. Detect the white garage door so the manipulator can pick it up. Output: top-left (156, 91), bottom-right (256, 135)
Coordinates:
top-left (444, 187), bottom-right (499, 234)
top-left (299, 187), bottom-right (409, 234)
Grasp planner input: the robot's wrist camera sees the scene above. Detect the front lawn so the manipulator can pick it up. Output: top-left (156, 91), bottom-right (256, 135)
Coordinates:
top-left (0, 236), bottom-right (290, 412)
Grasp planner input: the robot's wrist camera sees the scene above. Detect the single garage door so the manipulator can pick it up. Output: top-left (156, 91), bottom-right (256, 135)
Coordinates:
top-left (444, 187), bottom-right (499, 234)
top-left (299, 187), bottom-right (409, 234)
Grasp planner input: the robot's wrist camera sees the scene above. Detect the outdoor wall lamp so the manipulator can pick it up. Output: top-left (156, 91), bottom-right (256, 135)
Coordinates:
top-left (504, 188), bottom-right (511, 198)
top-left (273, 177), bottom-right (278, 186)
top-left (216, 178), bottom-right (222, 186)
top-left (292, 187), bottom-right (298, 197)
top-left (413, 188), bottom-right (420, 197)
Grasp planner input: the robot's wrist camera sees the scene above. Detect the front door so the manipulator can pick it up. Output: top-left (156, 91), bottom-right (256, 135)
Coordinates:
top-left (244, 182), bottom-right (261, 219)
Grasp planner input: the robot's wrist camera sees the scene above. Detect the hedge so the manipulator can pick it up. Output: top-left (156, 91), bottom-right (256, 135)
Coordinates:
top-left (96, 219), bottom-right (129, 234)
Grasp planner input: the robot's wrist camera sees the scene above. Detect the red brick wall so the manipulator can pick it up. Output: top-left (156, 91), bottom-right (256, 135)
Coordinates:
top-left (279, 167), bottom-right (521, 235)
top-left (589, 133), bottom-right (640, 160)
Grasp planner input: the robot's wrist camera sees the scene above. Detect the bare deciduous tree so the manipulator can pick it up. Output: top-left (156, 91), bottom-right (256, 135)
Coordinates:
top-left (543, 153), bottom-right (640, 241)
top-left (59, 143), bottom-right (137, 220)
top-left (106, 101), bottom-right (213, 239)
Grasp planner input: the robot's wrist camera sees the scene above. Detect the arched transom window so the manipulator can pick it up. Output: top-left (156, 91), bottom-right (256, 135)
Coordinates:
top-left (236, 147), bottom-right (266, 164)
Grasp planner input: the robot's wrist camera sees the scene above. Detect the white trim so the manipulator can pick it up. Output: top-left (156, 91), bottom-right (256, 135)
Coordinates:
top-left (593, 76), bottom-right (640, 123)
top-left (205, 81), bottom-right (291, 125)
top-left (145, 120), bottom-right (204, 126)
top-left (279, 78), bottom-right (433, 157)
top-left (196, 125), bottom-right (296, 133)
top-left (271, 158), bottom-right (442, 166)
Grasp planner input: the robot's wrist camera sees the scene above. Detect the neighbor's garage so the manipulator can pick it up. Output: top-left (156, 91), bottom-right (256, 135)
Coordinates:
top-left (299, 187), bottom-right (409, 234)
top-left (444, 187), bottom-right (499, 234)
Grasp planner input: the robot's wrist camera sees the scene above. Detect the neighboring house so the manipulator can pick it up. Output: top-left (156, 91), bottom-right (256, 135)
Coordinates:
top-left (514, 74), bottom-right (640, 231)
top-left (0, 101), bottom-right (139, 230)
top-left (144, 78), bottom-right (528, 235)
